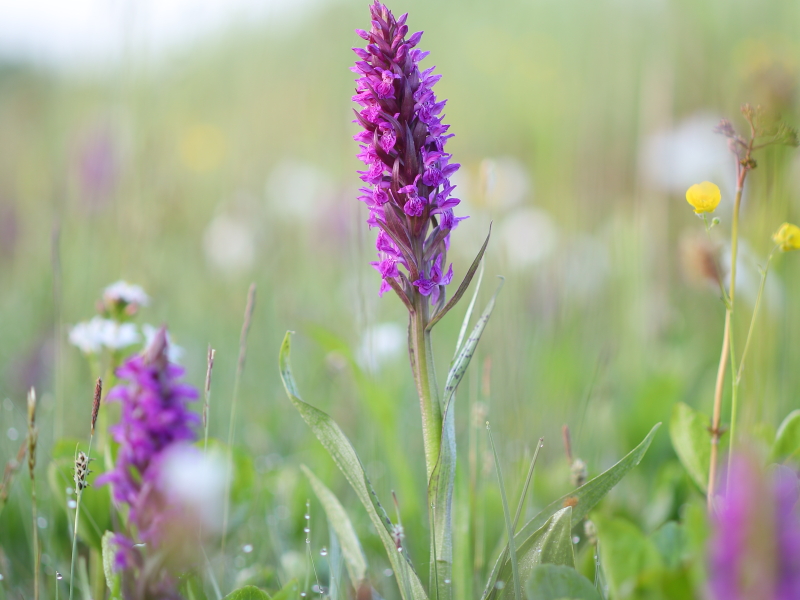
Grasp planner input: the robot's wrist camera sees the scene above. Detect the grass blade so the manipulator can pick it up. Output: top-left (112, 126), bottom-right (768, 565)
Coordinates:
top-left (486, 422), bottom-right (522, 600)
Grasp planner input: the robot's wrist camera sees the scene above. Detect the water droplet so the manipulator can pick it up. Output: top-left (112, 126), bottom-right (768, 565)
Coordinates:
top-left (6, 427), bottom-right (18, 441)
top-left (300, 593), bottom-right (307, 598)
top-left (304, 513), bottom-right (310, 520)
top-left (37, 517), bottom-right (48, 529)
top-left (242, 544), bottom-right (253, 554)
top-left (444, 579), bottom-right (451, 585)
top-left (312, 585), bottom-right (322, 593)
top-left (305, 538), bottom-right (310, 544)
top-left (65, 487), bottom-right (74, 495)
top-left (572, 535), bottom-right (580, 544)
top-left (319, 547), bottom-right (328, 557)
top-left (397, 546), bottom-right (403, 553)
top-left (67, 500), bottom-right (77, 509)
top-left (303, 527), bottom-right (310, 533)
top-left (495, 581), bottom-right (505, 590)
top-left (56, 572), bottom-right (63, 581)
top-left (383, 568), bottom-right (393, 577)
top-left (0, 573), bottom-right (4, 581)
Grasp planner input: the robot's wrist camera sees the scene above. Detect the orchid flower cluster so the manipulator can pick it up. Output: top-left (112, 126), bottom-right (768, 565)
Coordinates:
top-left (96, 327), bottom-right (201, 598)
top-left (352, 0), bottom-right (466, 308)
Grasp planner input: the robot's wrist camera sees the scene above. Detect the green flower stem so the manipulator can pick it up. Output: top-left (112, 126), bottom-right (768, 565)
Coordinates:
top-left (409, 291), bottom-right (442, 596)
top-left (736, 248), bottom-right (776, 384)
top-left (410, 298), bottom-right (442, 481)
top-left (725, 178), bottom-right (744, 491)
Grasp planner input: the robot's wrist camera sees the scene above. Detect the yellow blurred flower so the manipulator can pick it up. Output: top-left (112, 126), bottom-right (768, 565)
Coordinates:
top-left (685, 181), bottom-right (722, 214)
top-left (179, 124), bottom-right (226, 173)
top-left (772, 222), bottom-right (800, 251)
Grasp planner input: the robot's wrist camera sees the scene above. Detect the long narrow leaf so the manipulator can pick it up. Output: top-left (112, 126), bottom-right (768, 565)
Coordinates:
top-left (427, 224), bottom-right (492, 331)
top-left (487, 423), bottom-right (521, 600)
top-left (481, 423), bottom-right (661, 600)
top-left (301, 465), bottom-right (367, 589)
top-left (279, 333), bottom-right (428, 600)
top-left (427, 277), bottom-right (504, 600)
top-left (453, 260), bottom-right (484, 363)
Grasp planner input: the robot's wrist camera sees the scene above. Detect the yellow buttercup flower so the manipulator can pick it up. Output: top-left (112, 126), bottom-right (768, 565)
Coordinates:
top-left (772, 222), bottom-right (800, 252)
top-left (686, 181), bottom-right (722, 214)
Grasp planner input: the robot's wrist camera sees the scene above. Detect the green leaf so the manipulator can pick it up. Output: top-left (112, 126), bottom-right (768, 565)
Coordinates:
top-left (101, 530), bottom-right (121, 599)
top-left (279, 332), bottom-right (428, 600)
top-left (271, 579), bottom-right (300, 600)
top-left (429, 277), bottom-right (503, 600)
top-left (427, 224), bottom-right (492, 331)
top-left (48, 440), bottom-right (112, 549)
top-left (496, 508), bottom-right (575, 600)
top-left (487, 423), bottom-right (523, 600)
top-left (482, 424), bottom-right (660, 600)
top-left (525, 564), bottom-right (601, 600)
top-left (301, 464), bottom-right (367, 588)
top-left (669, 402), bottom-right (710, 492)
top-left (651, 521), bottom-right (685, 571)
top-left (592, 515), bottom-right (662, 599)
top-left (771, 410), bottom-right (800, 462)
top-left (223, 585), bottom-right (272, 600)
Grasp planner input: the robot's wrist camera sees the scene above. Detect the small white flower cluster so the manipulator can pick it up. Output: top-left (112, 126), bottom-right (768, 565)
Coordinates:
top-left (68, 281), bottom-right (183, 362)
top-left (69, 317), bottom-right (140, 354)
top-left (102, 280), bottom-right (150, 307)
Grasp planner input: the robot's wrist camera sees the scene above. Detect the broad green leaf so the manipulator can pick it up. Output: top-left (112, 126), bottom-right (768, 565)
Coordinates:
top-left (496, 508), bottom-right (575, 600)
top-left (301, 464), bottom-right (367, 588)
top-left (651, 521), bottom-right (685, 571)
top-left (592, 515), bottom-right (662, 599)
top-left (279, 333), bottom-right (428, 600)
top-left (101, 530), bottom-right (121, 599)
top-left (271, 579), bottom-right (300, 600)
top-left (525, 564), bottom-right (601, 600)
top-left (429, 277), bottom-right (503, 600)
top-left (669, 402), bottom-right (710, 492)
top-left (483, 424), bottom-right (660, 600)
top-left (223, 585), bottom-right (272, 600)
top-left (771, 410), bottom-right (800, 462)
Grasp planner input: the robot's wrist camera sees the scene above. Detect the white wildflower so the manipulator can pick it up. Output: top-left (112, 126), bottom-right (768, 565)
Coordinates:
top-left (68, 316), bottom-right (108, 354)
top-left (103, 281), bottom-right (149, 307)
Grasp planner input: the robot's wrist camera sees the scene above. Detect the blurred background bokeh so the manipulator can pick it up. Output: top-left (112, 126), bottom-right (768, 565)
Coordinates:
top-left (1, 0), bottom-right (799, 595)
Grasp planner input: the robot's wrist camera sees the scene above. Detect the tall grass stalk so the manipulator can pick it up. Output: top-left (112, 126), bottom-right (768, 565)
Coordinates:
top-left (221, 283), bottom-right (256, 553)
top-left (70, 379), bottom-right (101, 600)
top-left (26, 388), bottom-right (39, 600)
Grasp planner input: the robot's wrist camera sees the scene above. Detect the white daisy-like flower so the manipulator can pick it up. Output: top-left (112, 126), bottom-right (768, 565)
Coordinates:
top-left (68, 316), bottom-right (109, 354)
top-left (101, 321), bottom-right (141, 350)
top-left (103, 280), bottom-right (150, 307)
top-left (69, 317), bottom-right (140, 353)
top-left (142, 324), bottom-right (184, 363)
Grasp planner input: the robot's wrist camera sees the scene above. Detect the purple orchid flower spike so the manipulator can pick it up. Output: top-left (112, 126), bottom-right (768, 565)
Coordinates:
top-left (352, 0), bottom-right (481, 316)
top-left (97, 326), bottom-right (201, 598)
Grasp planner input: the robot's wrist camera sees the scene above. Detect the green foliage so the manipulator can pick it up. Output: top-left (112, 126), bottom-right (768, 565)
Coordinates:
top-left (495, 508), bottom-right (575, 600)
top-left (483, 424), bottom-right (661, 600)
top-left (525, 564), bottom-right (601, 600)
top-left (101, 531), bottom-right (121, 600)
top-left (279, 332), bottom-right (428, 600)
top-left (301, 464), bottom-right (367, 588)
top-left (430, 276), bottom-right (503, 600)
top-left (593, 515), bottom-right (663, 599)
top-left (771, 410), bottom-right (800, 463)
top-left (47, 439), bottom-right (112, 550)
top-left (271, 579), bottom-right (300, 600)
top-left (223, 585), bottom-right (272, 600)
top-left (669, 403), bottom-right (711, 493)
